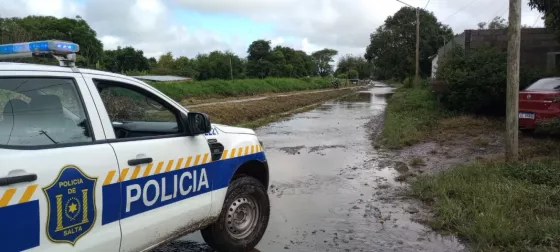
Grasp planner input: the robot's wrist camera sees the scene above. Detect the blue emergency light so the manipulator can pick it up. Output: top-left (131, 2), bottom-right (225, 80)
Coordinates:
top-left (0, 40), bottom-right (79, 55)
top-left (0, 40), bottom-right (80, 67)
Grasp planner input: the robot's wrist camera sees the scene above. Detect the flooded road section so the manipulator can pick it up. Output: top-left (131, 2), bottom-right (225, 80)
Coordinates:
top-left (159, 84), bottom-right (464, 252)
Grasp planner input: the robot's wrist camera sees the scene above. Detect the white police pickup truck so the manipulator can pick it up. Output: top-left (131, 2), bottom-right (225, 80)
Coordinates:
top-left (0, 41), bottom-right (270, 252)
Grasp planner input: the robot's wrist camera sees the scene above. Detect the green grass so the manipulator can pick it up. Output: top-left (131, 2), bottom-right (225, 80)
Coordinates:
top-left (412, 140), bottom-right (560, 251)
top-left (382, 86), bottom-right (560, 250)
top-left (150, 77), bottom-right (335, 102)
top-left (412, 161), bottom-right (560, 251)
top-left (380, 87), bottom-right (440, 148)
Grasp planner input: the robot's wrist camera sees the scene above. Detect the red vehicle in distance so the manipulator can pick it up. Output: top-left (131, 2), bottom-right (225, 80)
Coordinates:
top-left (519, 77), bottom-right (560, 130)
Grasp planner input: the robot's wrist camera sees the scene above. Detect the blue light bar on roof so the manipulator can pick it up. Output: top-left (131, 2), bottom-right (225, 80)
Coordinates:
top-left (0, 40), bottom-right (79, 55)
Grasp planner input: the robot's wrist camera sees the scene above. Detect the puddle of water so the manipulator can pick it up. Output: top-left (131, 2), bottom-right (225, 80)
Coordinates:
top-left (171, 83), bottom-right (464, 252)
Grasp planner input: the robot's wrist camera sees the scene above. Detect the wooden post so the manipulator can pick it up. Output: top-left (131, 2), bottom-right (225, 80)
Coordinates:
top-left (415, 8), bottom-right (420, 87)
top-left (506, 0), bottom-right (521, 162)
top-left (229, 57), bottom-right (233, 81)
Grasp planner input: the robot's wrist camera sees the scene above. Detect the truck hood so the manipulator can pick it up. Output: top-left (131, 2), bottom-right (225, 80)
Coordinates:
top-left (213, 124), bottom-right (255, 135)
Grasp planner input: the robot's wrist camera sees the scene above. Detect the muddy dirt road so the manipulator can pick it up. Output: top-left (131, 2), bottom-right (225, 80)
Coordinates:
top-left (187, 86), bottom-right (365, 108)
top-left (157, 84), bottom-right (465, 252)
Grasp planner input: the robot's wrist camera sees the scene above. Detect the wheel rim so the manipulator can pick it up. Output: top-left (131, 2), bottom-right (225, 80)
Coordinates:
top-left (226, 195), bottom-right (259, 239)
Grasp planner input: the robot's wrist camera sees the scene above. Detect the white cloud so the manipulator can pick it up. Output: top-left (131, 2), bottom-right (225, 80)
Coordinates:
top-left (0, 0), bottom-right (83, 18)
top-left (176, 0), bottom-right (545, 57)
top-left (99, 35), bottom-right (123, 50)
top-left (0, 0), bottom-right (548, 60)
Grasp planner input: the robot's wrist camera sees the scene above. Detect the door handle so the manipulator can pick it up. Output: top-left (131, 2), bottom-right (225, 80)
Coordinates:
top-left (0, 174), bottom-right (37, 186)
top-left (128, 157), bottom-right (153, 166)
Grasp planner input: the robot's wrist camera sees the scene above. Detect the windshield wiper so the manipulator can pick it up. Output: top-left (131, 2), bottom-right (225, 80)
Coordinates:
top-left (39, 130), bottom-right (58, 144)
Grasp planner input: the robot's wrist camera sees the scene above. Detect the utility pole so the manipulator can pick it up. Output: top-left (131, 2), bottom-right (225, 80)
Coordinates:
top-left (506, 0), bottom-right (521, 162)
top-left (229, 57), bottom-right (233, 81)
top-left (415, 8), bottom-right (420, 87)
top-left (397, 0), bottom-right (420, 87)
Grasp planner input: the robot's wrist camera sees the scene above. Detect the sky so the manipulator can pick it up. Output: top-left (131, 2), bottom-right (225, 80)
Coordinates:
top-left (0, 0), bottom-right (546, 60)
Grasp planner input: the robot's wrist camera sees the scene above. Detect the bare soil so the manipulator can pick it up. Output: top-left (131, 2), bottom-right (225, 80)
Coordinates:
top-left (379, 116), bottom-right (505, 180)
top-left (190, 89), bottom-right (355, 126)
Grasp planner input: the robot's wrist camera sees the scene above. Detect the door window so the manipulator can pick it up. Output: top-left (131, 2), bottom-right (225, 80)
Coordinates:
top-left (94, 79), bottom-right (182, 139)
top-left (0, 77), bottom-right (92, 146)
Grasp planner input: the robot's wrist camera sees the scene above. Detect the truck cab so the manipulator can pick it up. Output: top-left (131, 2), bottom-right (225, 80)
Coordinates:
top-left (0, 40), bottom-right (270, 252)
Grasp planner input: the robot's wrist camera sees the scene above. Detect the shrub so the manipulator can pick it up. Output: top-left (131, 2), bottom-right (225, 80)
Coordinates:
top-left (337, 73), bottom-right (348, 79)
top-left (437, 46), bottom-right (545, 115)
top-left (535, 118), bottom-right (560, 135)
top-left (403, 77), bottom-right (413, 88)
top-left (348, 69), bottom-right (359, 79)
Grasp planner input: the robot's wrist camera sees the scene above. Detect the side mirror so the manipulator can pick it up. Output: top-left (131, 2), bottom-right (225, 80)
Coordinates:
top-left (182, 112), bottom-right (212, 136)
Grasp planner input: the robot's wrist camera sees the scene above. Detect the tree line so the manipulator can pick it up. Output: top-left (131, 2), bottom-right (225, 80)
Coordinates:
top-left (0, 16), bottom-right (379, 80)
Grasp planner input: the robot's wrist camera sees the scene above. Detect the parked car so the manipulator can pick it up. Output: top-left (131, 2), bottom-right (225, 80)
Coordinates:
top-left (519, 77), bottom-right (560, 129)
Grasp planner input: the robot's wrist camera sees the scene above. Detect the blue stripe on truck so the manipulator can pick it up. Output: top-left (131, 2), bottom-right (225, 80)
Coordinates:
top-left (102, 152), bottom-right (266, 224)
top-left (0, 200), bottom-right (40, 252)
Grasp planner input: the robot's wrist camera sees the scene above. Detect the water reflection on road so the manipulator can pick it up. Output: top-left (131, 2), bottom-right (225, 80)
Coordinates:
top-left (158, 83), bottom-right (464, 252)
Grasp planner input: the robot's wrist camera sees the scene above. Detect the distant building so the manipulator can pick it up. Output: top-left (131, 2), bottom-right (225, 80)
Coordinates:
top-left (132, 75), bottom-right (193, 82)
top-left (429, 54), bottom-right (438, 79)
top-left (434, 28), bottom-right (560, 77)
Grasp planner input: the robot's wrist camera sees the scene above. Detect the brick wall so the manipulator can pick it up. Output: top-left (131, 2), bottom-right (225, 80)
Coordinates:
top-left (437, 32), bottom-right (465, 63)
top-left (466, 28), bottom-right (560, 71)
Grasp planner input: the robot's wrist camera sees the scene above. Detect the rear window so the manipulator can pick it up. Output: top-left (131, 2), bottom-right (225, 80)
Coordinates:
top-left (0, 77), bottom-right (93, 147)
top-left (525, 78), bottom-right (560, 91)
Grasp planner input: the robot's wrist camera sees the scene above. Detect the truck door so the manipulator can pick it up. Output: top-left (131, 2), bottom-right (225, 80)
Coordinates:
top-left (82, 75), bottom-right (212, 252)
top-left (0, 72), bottom-right (121, 252)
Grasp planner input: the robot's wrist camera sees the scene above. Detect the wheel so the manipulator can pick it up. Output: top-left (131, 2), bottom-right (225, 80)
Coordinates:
top-left (201, 176), bottom-right (270, 252)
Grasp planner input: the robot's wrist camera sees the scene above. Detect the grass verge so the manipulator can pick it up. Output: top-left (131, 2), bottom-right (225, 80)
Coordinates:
top-left (383, 88), bottom-right (560, 251)
top-left (380, 86), bottom-right (504, 148)
top-left (380, 87), bottom-right (439, 148)
top-left (412, 148), bottom-right (560, 251)
top-left (151, 77), bottom-right (336, 101)
top-left (191, 89), bottom-right (354, 128)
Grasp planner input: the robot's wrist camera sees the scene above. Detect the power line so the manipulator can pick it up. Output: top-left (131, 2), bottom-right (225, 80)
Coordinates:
top-left (487, 1), bottom-right (508, 24)
top-left (442, 0), bottom-right (480, 22)
top-left (424, 0), bottom-right (431, 9)
top-left (533, 13), bottom-right (542, 27)
top-left (499, 6), bottom-right (509, 19)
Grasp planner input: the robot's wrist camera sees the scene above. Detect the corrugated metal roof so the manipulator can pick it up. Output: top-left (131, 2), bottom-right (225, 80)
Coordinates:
top-left (132, 75), bottom-right (191, 82)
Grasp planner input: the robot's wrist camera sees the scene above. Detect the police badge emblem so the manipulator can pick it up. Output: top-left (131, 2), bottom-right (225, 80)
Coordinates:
top-left (43, 165), bottom-right (97, 245)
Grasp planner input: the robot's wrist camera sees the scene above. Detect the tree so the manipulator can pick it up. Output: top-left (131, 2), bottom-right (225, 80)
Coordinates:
top-left (157, 52), bottom-right (174, 69)
top-left (173, 56), bottom-right (198, 79)
top-left (311, 49), bottom-right (338, 77)
top-left (529, 0), bottom-right (560, 31)
top-left (195, 51), bottom-right (244, 80)
top-left (101, 46), bottom-right (150, 73)
top-left (336, 54), bottom-right (373, 79)
top-left (0, 16), bottom-right (103, 67)
top-left (265, 46), bottom-right (317, 77)
top-left (348, 69), bottom-right (359, 79)
top-left (489, 16), bottom-right (508, 29)
top-left (246, 40), bottom-right (272, 78)
top-left (148, 57), bottom-right (157, 68)
top-left (245, 40), bottom-right (317, 78)
top-left (478, 16), bottom-right (508, 29)
top-left (364, 7), bottom-right (453, 80)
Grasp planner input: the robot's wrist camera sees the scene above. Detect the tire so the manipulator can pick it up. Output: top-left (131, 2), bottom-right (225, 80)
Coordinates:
top-left (201, 176), bottom-right (270, 252)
